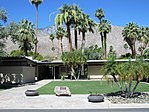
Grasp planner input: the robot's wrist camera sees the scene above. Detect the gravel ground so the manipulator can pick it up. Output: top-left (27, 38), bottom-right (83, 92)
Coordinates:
top-left (106, 93), bottom-right (149, 104)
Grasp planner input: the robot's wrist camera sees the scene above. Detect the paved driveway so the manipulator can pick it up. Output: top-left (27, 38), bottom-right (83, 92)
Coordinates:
top-left (0, 80), bottom-right (149, 109)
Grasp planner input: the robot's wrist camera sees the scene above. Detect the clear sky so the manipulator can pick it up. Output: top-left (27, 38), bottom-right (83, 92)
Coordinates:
top-left (0, 0), bottom-right (149, 28)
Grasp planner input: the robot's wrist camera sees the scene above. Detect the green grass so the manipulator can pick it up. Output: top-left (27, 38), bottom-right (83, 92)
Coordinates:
top-left (37, 81), bottom-right (149, 95)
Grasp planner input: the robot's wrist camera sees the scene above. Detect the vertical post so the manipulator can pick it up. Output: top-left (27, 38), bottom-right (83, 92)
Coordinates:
top-left (54, 66), bottom-right (55, 80)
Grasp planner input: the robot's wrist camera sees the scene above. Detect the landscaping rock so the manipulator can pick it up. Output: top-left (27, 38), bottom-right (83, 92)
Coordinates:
top-left (106, 93), bottom-right (149, 104)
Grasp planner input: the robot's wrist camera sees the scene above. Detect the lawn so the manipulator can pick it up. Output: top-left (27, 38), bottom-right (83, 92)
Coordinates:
top-left (37, 81), bottom-right (149, 95)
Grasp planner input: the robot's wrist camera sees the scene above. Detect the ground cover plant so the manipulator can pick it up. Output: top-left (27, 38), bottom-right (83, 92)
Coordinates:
top-left (37, 81), bottom-right (149, 95)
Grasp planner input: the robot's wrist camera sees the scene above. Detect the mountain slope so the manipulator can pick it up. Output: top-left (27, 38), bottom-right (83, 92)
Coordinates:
top-left (5, 25), bottom-right (130, 57)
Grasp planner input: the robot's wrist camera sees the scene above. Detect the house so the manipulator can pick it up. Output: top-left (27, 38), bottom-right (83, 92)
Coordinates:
top-left (49, 59), bottom-right (149, 80)
top-left (0, 57), bottom-right (148, 84)
top-left (0, 57), bottom-right (52, 84)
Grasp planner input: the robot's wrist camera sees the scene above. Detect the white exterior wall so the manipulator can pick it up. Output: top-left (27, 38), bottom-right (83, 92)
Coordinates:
top-left (0, 66), bottom-right (35, 83)
top-left (23, 67), bottom-right (35, 83)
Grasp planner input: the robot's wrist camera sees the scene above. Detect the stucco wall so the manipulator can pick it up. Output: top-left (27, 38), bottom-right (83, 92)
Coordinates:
top-left (0, 66), bottom-right (35, 83)
top-left (23, 67), bottom-right (35, 83)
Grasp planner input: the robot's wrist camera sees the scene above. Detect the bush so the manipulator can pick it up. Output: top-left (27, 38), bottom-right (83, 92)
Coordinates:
top-left (9, 50), bottom-right (44, 61)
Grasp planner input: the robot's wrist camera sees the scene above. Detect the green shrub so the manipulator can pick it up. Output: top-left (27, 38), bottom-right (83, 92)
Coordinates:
top-left (9, 50), bottom-right (44, 61)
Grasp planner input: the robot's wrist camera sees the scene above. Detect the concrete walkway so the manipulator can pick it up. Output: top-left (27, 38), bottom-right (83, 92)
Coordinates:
top-left (0, 80), bottom-right (149, 109)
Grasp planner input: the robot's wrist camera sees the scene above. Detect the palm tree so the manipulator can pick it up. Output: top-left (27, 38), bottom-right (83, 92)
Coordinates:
top-left (98, 19), bottom-right (111, 59)
top-left (77, 13), bottom-right (96, 50)
top-left (71, 4), bottom-right (82, 50)
top-left (78, 13), bottom-right (89, 49)
top-left (77, 13), bottom-right (96, 76)
top-left (130, 59), bottom-right (149, 96)
top-left (117, 59), bottom-right (149, 97)
top-left (49, 33), bottom-right (55, 51)
top-left (56, 27), bottom-right (66, 54)
top-left (29, 0), bottom-right (43, 57)
top-left (95, 8), bottom-right (105, 21)
top-left (17, 19), bottom-right (35, 56)
top-left (55, 4), bottom-right (77, 52)
top-left (138, 26), bottom-right (149, 57)
top-left (122, 22), bottom-right (139, 59)
top-left (0, 9), bottom-right (7, 51)
top-left (101, 59), bottom-right (123, 92)
top-left (0, 9), bottom-right (7, 23)
top-left (95, 8), bottom-right (105, 48)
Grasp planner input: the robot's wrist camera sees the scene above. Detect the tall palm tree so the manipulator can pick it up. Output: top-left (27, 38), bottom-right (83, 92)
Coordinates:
top-left (71, 4), bottom-right (82, 50)
top-left (138, 26), bottom-right (149, 57)
top-left (30, 0), bottom-right (43, 57)
top-left (17, 19), bottom-right (35, 56)
top-left (56, 27), bottom-right (66, 54)
top-left (77, 13), bottom-right (96, 76)
top-left (122, 22), bottom-right (139, 59)
top-left (55, 4), bottom-right (76, 52)
top-left (77, 13), bottom-right (96, 50)
top-left (78, 13), bottom-right (89, 50)
top-left (98, 19), bottom-right (111, 59)
top-left (95, 8), bottom-right (105, 48)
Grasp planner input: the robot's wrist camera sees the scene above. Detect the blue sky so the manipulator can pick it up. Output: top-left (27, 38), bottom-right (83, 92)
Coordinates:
top-left (0, 0), bottom-right (149, 28)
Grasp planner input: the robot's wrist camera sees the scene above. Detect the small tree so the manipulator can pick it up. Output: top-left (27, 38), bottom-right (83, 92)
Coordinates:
top-left (101, 59), bottom-right (123, 92)
top-left (61, 50), bottom-right (87, 80)
top-left (102, 58), bottom-right (149, 97)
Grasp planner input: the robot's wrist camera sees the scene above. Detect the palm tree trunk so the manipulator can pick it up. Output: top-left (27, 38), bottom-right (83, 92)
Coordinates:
top-left (140, 49), bottom-right (143, 58)
top-left (133, 44), bottom-right (136, 59)
top-left (74, 28), bottom-right (78, 50)
top-left (67, 24), bottom-right (72, 52)
top-left (131, 80), bottom-right (140, 97)
top-left (60, 38), bottom-right (63, 53)
top-left (81, 32), bottom-right (85, 50)
top-left (131, 71), bottom-right (142, 97)
top-left (70, 65), bottom-right (76, 80)
top-left (129, 74), bottom-right (133, 94)
top-left (81, 32), bottom-right (85, 77)
top-left (58, 40), bottom-right (60, 57)
top-left (35, 5), bottom-right (38, 58)
top-left (103, 32), bottom-right (107, 59)
top-left (100, 32), bottom-right (104, 48)
top-left (24, 41), bottom-right (28, 56)
top-left (130, 45), bottom-right (135, 59)
top-left (125, 81), bottom-right (129, 94)
top-left (131, 42), bottom-right (136, 59)
top-left (112, 74), bottom-right (123, 92)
